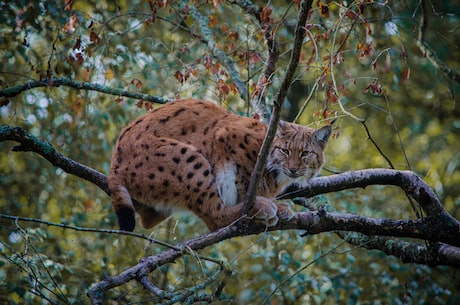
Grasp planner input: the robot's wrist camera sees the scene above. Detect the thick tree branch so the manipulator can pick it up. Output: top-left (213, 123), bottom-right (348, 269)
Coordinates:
top-left (339, 233), bottom-right (460, 267)
top-left (0, 77), bottom-right (170, 102)
top-left (278, 169), bottom-right (454, 220)
top-left (87, 208), bottom-right (460, 303)
top-left (0, 125), bottom-right (109, 193)
top-left (243, 0), bottom-right (314, 215)
top-left (2, 124), bottom-right (458, 242)
top-left (289, 210), bottom-right (460, 247)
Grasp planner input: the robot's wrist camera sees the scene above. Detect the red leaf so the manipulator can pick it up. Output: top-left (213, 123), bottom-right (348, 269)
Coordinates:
top-left (319, 2), bottom-right (329, 18)
top-left (75, 53), bottom-right (84, 65)
top-left (73, 37), bottom-right (81, 50)
top-left (144, 101), bottom-right (153, 111)
top-left (208, 15), bottom-right (218, 27)
top-left (64, 14), bottom-right (78, 33)
top-left (364, 80), bottom-right (383, 95)
top-left (90, 31), bottom-right (100, 44)
top-left (65, 0), bottom-right (74, 10)
top-left (260, 6), bottom-right (273, 24)
top-left (249, 52), bottom-right (262, 65)
top-left (174, 71), bottom-right (185, 84)
top-left (227, 31), bottom-right (239, 41)
top-left (401, 68), bottom-right (411, 81)
top-left (217, 79), bottom-right (229, 98)
top-left (400, 47), bottom-right (408, 59)
top-left (131, 79), bottom-right (143, 89)
top-left (344, 9), bottom-right (358, 20)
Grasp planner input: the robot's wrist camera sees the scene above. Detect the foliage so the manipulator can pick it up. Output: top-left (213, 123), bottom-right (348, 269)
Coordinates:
top-left (1, 0), bottom-right (459, 304)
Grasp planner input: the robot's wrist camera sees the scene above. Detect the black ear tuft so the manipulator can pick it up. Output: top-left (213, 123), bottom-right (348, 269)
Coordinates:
top-left (314, 125), bottom-right (332, 146)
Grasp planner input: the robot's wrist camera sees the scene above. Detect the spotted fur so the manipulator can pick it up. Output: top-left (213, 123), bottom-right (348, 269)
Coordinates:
top-left (108, 99), bottom-right (331, 231)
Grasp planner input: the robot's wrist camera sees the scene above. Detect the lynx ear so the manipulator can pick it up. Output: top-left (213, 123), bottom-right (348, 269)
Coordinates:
top-left (313, 125), bottom-right (332, 147)
top-left (276, 120), bottom-right (288, 135)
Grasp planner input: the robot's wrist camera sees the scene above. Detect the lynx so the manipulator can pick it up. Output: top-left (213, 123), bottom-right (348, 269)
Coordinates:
top-left (108, 99), bottom-right (332, 231)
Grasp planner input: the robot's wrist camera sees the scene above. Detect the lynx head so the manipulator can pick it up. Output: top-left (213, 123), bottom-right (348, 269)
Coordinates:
top-left (267, 121), bottom-right (332, 191)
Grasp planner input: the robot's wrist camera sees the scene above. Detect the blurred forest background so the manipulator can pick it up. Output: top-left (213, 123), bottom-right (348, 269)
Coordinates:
top-left (0, 0), bottom-right (459, 304)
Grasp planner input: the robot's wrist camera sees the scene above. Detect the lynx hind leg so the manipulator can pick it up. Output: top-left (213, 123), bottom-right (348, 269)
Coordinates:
top-left (125, 136), bottom-right (230, 231)
top-left (109, 183), bottom-right (136, 231)
top-left (133, 201), bottom-right (171, 229)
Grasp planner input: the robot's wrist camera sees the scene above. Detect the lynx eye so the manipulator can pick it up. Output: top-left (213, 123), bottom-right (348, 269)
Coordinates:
top-left (300, 150), bottom-right (312, 158)
top-left (278, 147), bottom-right (290, 156)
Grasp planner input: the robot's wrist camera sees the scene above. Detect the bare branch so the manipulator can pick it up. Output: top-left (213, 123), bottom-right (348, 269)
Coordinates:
top-left (2, 122), bottom-right (459, 301)
top-left (243, 0), bottom-right (314, 215)
top-left (416, 0), bottom-right (460, 83)
top-left (360, 121), bottom-right (395, 169)
top-left (289, 210), bottom-right (460, 248)
top-left (0, 213), bottom-right (177, 249)
top-left (87, 208), bottom-right (460, 303)
top-left (0, 77), bottom-right (170, 102)
top-left (278, 169), bottom-right (454, 220)
top-left (0, 125), bottom-right (109, 193)
top-left (338, 233), bottom-right (460, 268)
top-left (230, 0), bottom-right (280, 120)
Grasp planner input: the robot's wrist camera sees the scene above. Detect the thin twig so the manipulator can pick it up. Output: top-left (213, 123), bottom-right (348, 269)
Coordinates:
top-left (229, 0), bottom-right (283, 120)
top-left (0, 213), bottom-right (175, 248)
top-left (263, 240), bottom-right (347, 304)
top-left (188, 5), bottom-right (248, 99)
top-left (416, 0), bottom-right (460, 83)
top-left (360, 121), bottom-right (394, 168)
top-left (0, 77), bottom-right (170, 102)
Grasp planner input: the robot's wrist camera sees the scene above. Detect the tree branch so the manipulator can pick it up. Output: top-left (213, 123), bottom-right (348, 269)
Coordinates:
top-left (416, 0), bottom-right (460, 83)
top-left (188, 5), bottom-right (248, 100)
top-left (87, 208), bottom-right (460, 303)
top-left (278, 169), bottom-right (455, 220)
top-left (243, 0), bottom-right (314, 215)
top-left (1, 123), bottom-right (459, 302)
top-left (0, 213), bottom-right (177, 249)
top-left (338, 233), bottom-right (460, 267)
top-left (230, 0), bottom-right (280, 120)
top-left (290, 210), bottom-right (460, 248)
top-left (2, 125), bottom-right (458, 240)
top-left (0, 125), bottom-right (108, 193)
top-left (0, 77), bottom-right (171, 102)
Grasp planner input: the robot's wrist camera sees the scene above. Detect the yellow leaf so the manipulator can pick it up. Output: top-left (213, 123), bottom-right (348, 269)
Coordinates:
top-left (105, 69), bottom-right (114, 80)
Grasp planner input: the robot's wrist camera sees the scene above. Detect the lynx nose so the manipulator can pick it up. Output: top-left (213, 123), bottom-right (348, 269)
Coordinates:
top-left (287, 168), bottom-right (299, 177)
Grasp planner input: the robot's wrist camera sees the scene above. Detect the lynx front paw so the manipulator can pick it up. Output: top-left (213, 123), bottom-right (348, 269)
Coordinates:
top-left (252, 196), bottom-right (279, 227)
top-left (276, 201), bottom-right (295, 221)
